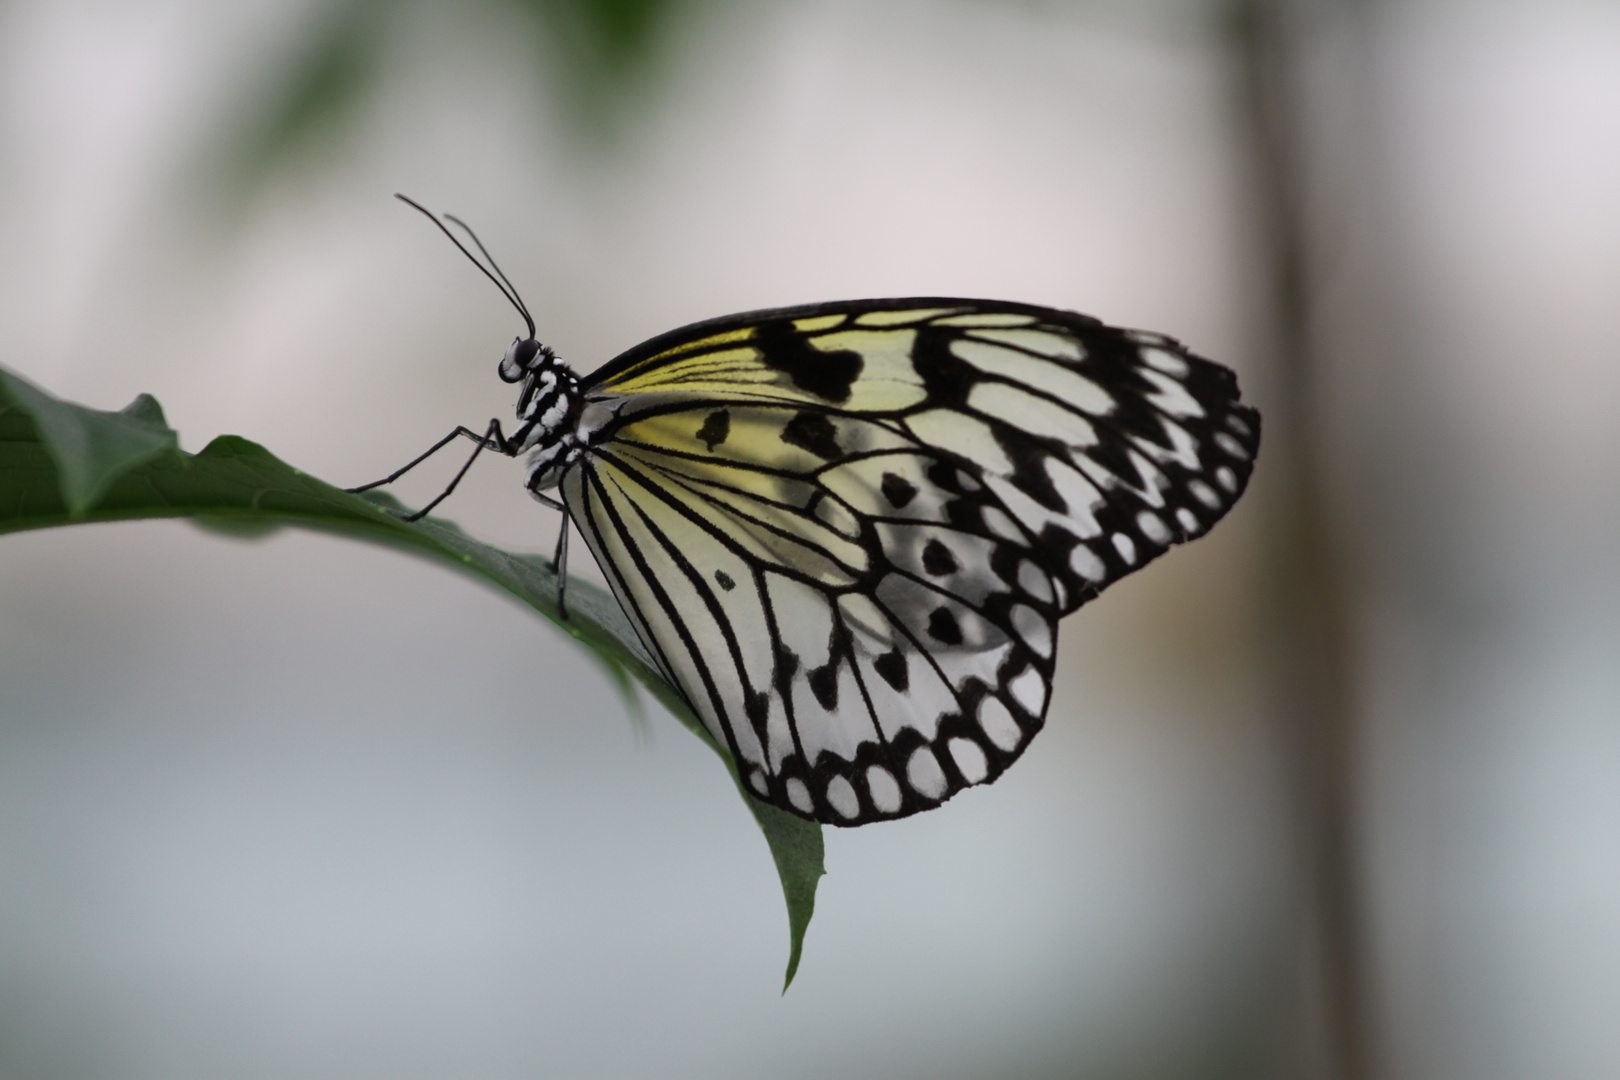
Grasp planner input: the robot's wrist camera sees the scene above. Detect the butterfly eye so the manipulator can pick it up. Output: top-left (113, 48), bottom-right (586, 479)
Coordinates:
top-left (500, 337), bottom-right (540, 383)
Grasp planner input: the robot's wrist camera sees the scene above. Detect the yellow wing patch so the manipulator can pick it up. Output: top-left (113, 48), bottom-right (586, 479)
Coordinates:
top-left (596, 318), bottom-right (935, 412)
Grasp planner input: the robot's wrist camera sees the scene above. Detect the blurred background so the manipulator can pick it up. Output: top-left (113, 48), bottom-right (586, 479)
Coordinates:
top-left (1, 0), bottom-right (1616, 1077)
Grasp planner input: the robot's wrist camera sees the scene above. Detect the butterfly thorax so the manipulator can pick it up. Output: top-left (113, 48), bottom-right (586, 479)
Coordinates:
top-left (501, 340), bottom-right (586, 494)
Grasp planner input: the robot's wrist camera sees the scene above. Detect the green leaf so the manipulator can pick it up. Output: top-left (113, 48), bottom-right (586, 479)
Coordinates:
top-left (0, 366), bottom-right (823, 985)
top-left (0, 369), bottom-right (180, 517)
top-left (753, 793), bottom-right (824, 991)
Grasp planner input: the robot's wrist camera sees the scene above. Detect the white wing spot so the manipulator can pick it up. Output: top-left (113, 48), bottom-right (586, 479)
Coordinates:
top-left (786, 778), bottom-right (814, 814)
top-left (1189, 479), bottom-right (1222, 509)
top-left (906, 746), bottom-right (948, 800)
top-left (981, 506), bottom-right (1026, 544)
top-left (1216, 465), bottom-right (1238, 492)
top-left (1071, 543), bottom-right (1107, 582)
top-left (949, 738), bottom-right (990, 784)
top-left (955, 469), bottom-right (981, 492)
top-left (825, 775), bottom-right (860, 819)
top-left (1176, 507), bottom-right (1201, 534)
top-left (1140, 346), bottom-right (1191, 377)
top-left (1044, 459), bottom-right (1105, 536)
top-left (1010, 603), bottom-right (1051, 658)
top-left (749, 769), bottom-right (769, 795)
top-left (1007, 665), bottom-right (1048, 717)
top-left (1112, 532), bottom-right (1138, 564)
top-left (1214, 432), bottom-right (1248, 459)
top-left (1136, 510), bottom-right (1171, 546)
top-left (866, 765), bottom-right (902, 813)
top-left (968, 381), bottom-right (1097, 448)
top-left (966, 327), bottom-right (1083, 361)
top-left (976, 695), bottom-right (1023, 752)
top-left (1017, 559), bottom-right (1053, 603)
top-left (1139, 368), bottom-right (1206, 418)
top-left (907, 410), bottom-right (1013, 474)
top-left (1226, 413), bottom-right (1253, 437)
top-left (1124, 448), bottom-right (1170, 506)
top-left (952, 339), bottom-right (1113, 414)
top-left (1135, 417), bottom-right (1200, 470)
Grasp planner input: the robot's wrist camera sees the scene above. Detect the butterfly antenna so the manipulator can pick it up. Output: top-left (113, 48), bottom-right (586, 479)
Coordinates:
top-left (443, 213), bottom-right (533, 333)
top-left (394, 193), bottom-right (536, 339)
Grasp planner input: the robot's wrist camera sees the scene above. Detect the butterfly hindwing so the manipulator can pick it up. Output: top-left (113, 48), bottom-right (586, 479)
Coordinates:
top-left (562, 299), bottom-right (1258, 825)
top-left (564, 407), bottom-right (1050, 823)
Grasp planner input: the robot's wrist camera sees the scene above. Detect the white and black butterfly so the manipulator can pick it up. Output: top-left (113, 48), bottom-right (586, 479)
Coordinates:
top-left (356, 197), bottom-right (1260, 826)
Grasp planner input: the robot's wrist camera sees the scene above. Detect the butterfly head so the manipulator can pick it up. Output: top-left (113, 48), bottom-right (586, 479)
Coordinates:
top-left (500, 335), bottom-right (555, 383)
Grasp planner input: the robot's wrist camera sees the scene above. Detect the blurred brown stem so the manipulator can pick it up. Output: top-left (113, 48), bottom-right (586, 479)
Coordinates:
top-left (1226, 2), bottom-right (1373, 1078)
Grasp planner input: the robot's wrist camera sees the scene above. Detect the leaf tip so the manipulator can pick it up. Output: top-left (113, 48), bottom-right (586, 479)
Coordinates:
top-left (782, 946), bottom-right (805, 994)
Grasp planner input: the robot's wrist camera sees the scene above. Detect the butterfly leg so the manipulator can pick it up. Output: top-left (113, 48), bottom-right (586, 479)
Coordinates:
top-left (395, 418), bottom-right (518, 522)
top-left (346, 423), bottom-right (514, 495)
top-left (529, 490), bottom-right (570, 620)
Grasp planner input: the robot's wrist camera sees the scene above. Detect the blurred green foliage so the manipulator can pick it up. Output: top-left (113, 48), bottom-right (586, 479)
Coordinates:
top-left (225, 0), bottom-right (692, 187)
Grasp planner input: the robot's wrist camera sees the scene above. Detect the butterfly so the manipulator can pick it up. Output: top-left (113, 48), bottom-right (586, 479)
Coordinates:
top-left (356, 197), bottom-right (1260, 826)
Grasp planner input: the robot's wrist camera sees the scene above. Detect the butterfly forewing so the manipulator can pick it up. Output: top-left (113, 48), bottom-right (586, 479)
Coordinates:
top-left (561, 299), bottom-right (1258, 825)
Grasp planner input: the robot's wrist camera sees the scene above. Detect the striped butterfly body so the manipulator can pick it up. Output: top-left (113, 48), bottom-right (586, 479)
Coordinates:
top-left (363, 206), bottom-right (1259, 827)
